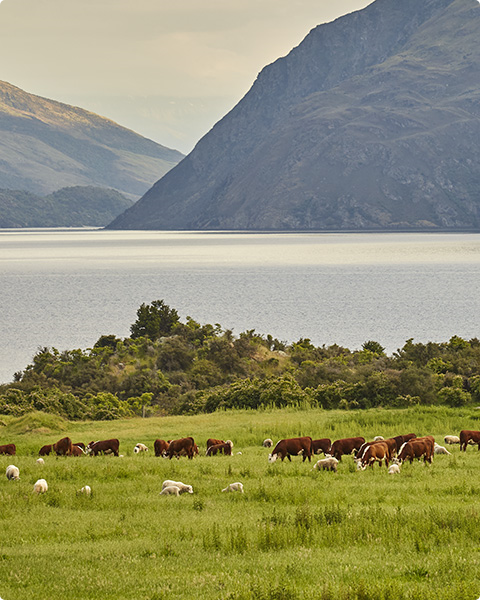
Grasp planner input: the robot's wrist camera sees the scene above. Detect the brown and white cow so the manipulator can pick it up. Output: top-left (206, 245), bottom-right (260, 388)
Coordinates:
top-left (359, 441), bottom-right (390, 469)
top-left (357, 438), bottom-right (396, 462)
top-left (167, 437), bottom-right (196, 460)
top-left (206, 442), bottom-right (233, 456)
top-left (154, 439), bottom-right (170, 457)
top-left (397, 437), bottom-right (434, 464)
top-left (392, 433), bottom-right (417, 453)
top-left (0, 443), bottom-right (16, 456)
top-left (206, 438), bottom-right (224, 449)
top-left (268, 437), bottom-right (313, 463)
top-left (460, 430), bottom-right (480, 451)
top-left (39, 444), bottom-right (53, 456)
top-left (312, 438), bottom-right (331, 455)
top-left (87, 439), bottom-right (120, 457)
top-left (53, 437), bottom-right (73, 456)
top-left (329, 437), bottom-right (365, 461)
top-left (71, 445), bottom-right (85, 457)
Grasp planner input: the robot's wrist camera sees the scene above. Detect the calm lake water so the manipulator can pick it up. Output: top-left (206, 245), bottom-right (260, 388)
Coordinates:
top-left (1, 229), bottom-right (480, 384)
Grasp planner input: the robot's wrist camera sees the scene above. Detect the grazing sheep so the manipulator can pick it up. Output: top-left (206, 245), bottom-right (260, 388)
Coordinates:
top-left (134, 443), bottom-right (148, 453)
top-left (444, 435), bottom-right (460, 445)
top-left (313, 457), bottom-right (339, 472)
top-left (373, 436), bottom-right (384, 441)
top-left (160, 485), bottom-right (181, 496)
top-left (222, 482), bottom-right (244, 493)
top-left (6, 465), bottom-right (20, 480)
top-left (80, 486), bottom-right (92, 495)
top-left (33, 479), bottom-right (48, 494)
top-left (161, 480), bottom-right (193, 494)
top-left (434, 443), bottom-right (451, 455)
top-left (263, 439), bottom-right (273, 448)
top-left (36, 458), bottom-right (45, 466)
top-left (388, 464), bottom-right (401, 475)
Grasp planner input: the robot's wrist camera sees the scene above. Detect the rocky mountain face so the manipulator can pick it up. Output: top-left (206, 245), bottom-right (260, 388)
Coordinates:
top-left (0, 81), bottom-right (184, 200)
top-left (108, 0), bottom-right (480, 231)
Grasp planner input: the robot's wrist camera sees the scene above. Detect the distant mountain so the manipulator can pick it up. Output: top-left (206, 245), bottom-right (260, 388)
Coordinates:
top-left (108, 0), bottom-right (480, 231)
top-left (0, 186), bottom-right (133, 228)
top-left (0, 81), bottom-right (184, 200)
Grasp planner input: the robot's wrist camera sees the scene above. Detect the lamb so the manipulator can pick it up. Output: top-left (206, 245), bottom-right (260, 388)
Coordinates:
top-left (6, 465), bottom-right (20, 480)
top-left (434, 443), bottom-right (451, 455)
top-left (373, 436), bottom-right (384, 441)
top-left (313, 457), bottom-right (338, 472)
top-left (36, 458), bottom-right (45, 465)
top-left (263, 439), bottom-right (273, 448)
top-left (222, 482), bottom-right (244, 493)
top-left (388, 464), bottom-right (401, 474)
top-left (160, 485), bottom-right (181, 496)
top-left (33, 479), bottom-right (48, 494)
top-left (134, 443), bottom-right (148, 453)
top-left (80, 485), bottom-right (92, 495)
top-left (444, 435), bottom-right (460, 445)
top-left (161, 480), bottom-right (193, 494)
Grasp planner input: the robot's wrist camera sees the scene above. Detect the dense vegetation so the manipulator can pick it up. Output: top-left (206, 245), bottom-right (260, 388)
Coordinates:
top-left (0, 186), bottom-right (133, 227)
top-left (1, 300), bottom-right (480, 421)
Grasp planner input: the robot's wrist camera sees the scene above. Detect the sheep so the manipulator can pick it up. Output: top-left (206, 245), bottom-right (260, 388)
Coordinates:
top-left (313, 457), bottom-right (338, 473)
top-left (36, 458), bottom-right (45, 466)
top-left (434, 443), bottom-right (451, 455)
top-left (6, 465), bottom-right (20, 480)
top-left (388, 464), bottom-right (401, 475)
top-left (222, 482), bottom-right (244, 493)
top-left (161, 480), bottom-right (193, 494)
top-left (444, 435), bottom-right (460, 445)
top-left (373, 436), bottom-right (384, 441)
top-left (134, 443), bottom-right (148, 453)
top-left (33, 479), bottom-right (48, 494)
top-left (160, 485), bottom-right (181, 496)
top-left (80, 485), bottom-right (92, 495)
top-left (263, 439), bottom-right (273, 448)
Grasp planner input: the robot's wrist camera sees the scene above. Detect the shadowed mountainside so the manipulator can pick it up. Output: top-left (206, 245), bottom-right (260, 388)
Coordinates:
top-left (108, 0), bottom-right (480, 231)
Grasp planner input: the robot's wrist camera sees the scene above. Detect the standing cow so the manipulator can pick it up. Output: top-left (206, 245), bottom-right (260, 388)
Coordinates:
top-left (460, 430), bottom-right (480, 451)
top-left (87, 439), bottom-right (120, 457)
top-left (329, 437), bottom-right (365, 461)
top-left (268, 437), bottom-right (313, 463)
top-left (0, 443), bottom-right (16, 456)
top-left (154, 439), bottom-right (170, 457)
top-left (167, 437), bottom-right (196, 460)
top-left (53, 437), bottom-right (73, 456)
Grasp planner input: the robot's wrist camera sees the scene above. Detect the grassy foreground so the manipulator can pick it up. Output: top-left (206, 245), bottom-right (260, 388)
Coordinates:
top-left (1, 406), bottom-right (480, 600)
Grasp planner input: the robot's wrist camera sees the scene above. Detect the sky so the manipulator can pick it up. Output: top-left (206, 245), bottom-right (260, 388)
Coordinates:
top-left (0, 0), bottom-right (374, 153)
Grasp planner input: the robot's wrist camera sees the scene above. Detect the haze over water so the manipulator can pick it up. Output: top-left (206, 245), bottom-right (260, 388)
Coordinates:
top-left (1, 229), bottom-right (480, 384)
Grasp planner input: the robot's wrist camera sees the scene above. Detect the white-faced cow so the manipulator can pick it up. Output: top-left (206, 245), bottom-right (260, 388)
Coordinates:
top-left (87, 439), bottom-right (120, 457)
top-left (268, 437), bottom-right (313, 463)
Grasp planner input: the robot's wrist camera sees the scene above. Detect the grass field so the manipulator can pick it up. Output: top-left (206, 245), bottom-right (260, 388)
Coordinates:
top-left (1, 406), bottom-right (480, 600)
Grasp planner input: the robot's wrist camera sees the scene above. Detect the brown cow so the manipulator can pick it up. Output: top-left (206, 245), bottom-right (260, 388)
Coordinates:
top-left (360, 441), bottom-right (390, 469)
top-left (71, 445), bottom-right (85, 456)
top-left (268, 437), bottom-right (313, 463)
top-left (329, 437), bottom-right (365, 461)
top-left (206, 442), bottom-right (233, 456)
top-left (207, 438), bottom-right (224, 449)
top-left (460, 430), bottom-right (480, 451)
top-left (154, 439), bottom-right (170, 457)
top-left (39, 444), bottom-right (53, 456)
top-left (0, 443), bottom-right (16, 456)
top-left (73, 442), bottom-right (86, 451)
top-left (167, 437), bottom-right (196, 460)
top-left (392, 433), bottom-right (417, 452)
top-left (397, 437), bottom-right (434, 464)
top-left (53, 437), bottom-right (73, 456)
top-left (87, 439), bottom-right (120, 457)
top-left (312, 439), bottom-right (331, 455)
top-left (357, 438), bottom-right (396, 462)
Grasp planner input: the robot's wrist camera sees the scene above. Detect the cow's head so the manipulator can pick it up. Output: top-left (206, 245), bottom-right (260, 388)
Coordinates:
top-left (268, 453), bottom-right (278, 463)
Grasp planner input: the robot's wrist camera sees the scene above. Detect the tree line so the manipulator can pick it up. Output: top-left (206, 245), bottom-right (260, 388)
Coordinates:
top-left (1, 299), bottom-right (479, 420)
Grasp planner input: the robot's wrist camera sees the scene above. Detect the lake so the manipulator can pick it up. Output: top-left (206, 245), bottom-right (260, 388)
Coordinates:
top-left (1, 229), bottom-right (480, 384)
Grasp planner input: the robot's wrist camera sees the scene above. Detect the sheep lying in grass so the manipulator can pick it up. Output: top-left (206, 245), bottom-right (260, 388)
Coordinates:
top-left (388, 464), bottom-right (401, 475)
top-left (161, 480), bottom-right (193, 494)
top-left (444, 435), bottom-right (460, 445)
top-left (33, 479), bottom-right (48, 494)
top-left (222, 482), bottom-right (244, 493)
top-left (6, 465), bottom-right (19, 480)
top-left (434, 443), bottom-right (451, 455)
top-left (263, 439), bottom-right (273, 448)
top-left (313, 457), bottom-right (338, 472)
top-left (160, 485), bottom-right (181, 496)
top-left (134, 443), bottom-right (148, 453)
top-left (80, 486), bottom-right (92, 495)
top-left (36, 458), bottom-right (45, 466)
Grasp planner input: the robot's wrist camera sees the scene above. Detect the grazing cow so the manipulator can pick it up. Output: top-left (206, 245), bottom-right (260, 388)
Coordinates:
top-left (160, 486), bottom-right (181, 496)
top-left (312, 438), bottom-right (332, 455)
top-left (460, 430), bottom-right (480, 451)
top-left (87, 439), bottom-right (120, 457)
top-left (391, 433), bottom-right (417, 453)
top-left (444, 435), bottom-right (460, 445)
top-left (6, 465), bottom-right (20, 480)
top-left (53, 436), bottom-right (73, 456)
top-left (71, 445), bottom-right (85, 457)
top-left (313, 457), bottom-right (338, 472)
top-left (207, 438), bottom-right (224, 449)
top-left (222, 482), bottom-right (244, 493)
top-left (268, 437), bottom-right (313, 463)
top-left (388, 464), bottom-right (401, 475)
top-left (39, 444), bottom-right (53, 456)
top-left (206, 442), bottom-right (233, 456)
top-left (357, 438), bottom-right (396, 462)
top-left (134, 443), bottom-right (148, 453)
top-left (263, 439), bottom-right (273, 448)
top-left (329, 437), bottom-right (365, 461)
top-left (161, 480), bottom-right (193, 494)
top-left (434, 443), bottom-right (451, 455)
top-left (154, 439), bottom-right (170, 457)
top-left (397, 438), bottom-right (434, 464)
top-left (0, 443), bottom-right (16, 456)
top-left (73, 442), bottom-right (86, 451)
top-left (167, 437), bottom-right (196, 460)
top-left (33, 479), bottom-right (48, 494)
top-left (360, 441), bottom-right (390, 469)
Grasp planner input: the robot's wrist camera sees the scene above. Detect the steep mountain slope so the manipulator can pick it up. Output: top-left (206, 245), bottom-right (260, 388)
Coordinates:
top-left (0, 81), bottom-right (184, 200)
top-left (108, 0), bottom-right (480, 230)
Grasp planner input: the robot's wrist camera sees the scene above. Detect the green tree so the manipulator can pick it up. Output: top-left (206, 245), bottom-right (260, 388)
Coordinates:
top-left (130, 300), bottom-right (180, 339)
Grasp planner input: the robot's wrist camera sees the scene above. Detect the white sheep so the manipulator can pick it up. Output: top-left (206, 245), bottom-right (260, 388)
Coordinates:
top-left (444, 435), bottom-right (460, 445)
top-left (36, 458), bottom-right (45, 466)
top-left (313, 457), bottom-right (338, 472)
top-left (80, 485), bottom-right (92, 495)
top-left (6, 465), bottom-right (20, 480)
top-left (134, 443), bottom-right (148, 453)
top-left (388, 464), bottom-right (401, 475)
top-left (434, 443), bottom-right (451, 455)
top-left (263, 438), bottom-right (273, 448)
top-left (33, 479), bottom-right (48, 494)
top-left (161, 480), bottom-right (193, 494)
top-left (222, 482), bottom-right (244, 493)
top-left (160, 485), bottom-right (181, 496)
top-left (373, 436), bottom-right (384, 441)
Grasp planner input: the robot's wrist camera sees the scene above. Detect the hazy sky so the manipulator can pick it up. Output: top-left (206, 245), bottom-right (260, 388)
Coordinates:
top-left (0, 0), bottom-right (373, 153)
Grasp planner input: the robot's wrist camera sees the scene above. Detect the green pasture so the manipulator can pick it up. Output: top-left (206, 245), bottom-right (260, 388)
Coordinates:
top-left (1, 406), bottom-right (480, 600)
